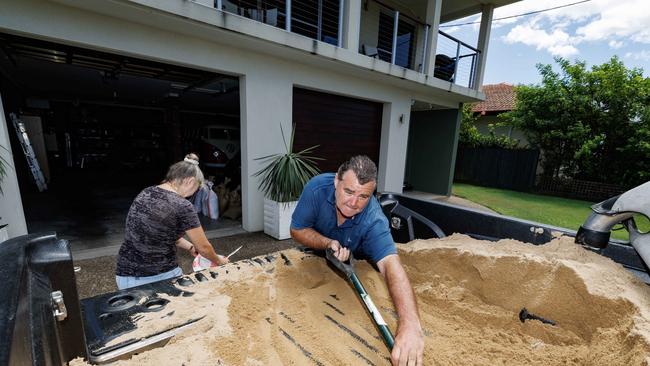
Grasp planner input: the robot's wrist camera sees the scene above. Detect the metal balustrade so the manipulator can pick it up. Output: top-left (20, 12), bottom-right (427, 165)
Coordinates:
top-left (218, 0), bottom-right (342, 46)
top-left (210, 0), bottom-right (481, 89)
top-left (435, 30), bottom-right (480, 89)
top-left (361, 0), bottom-right (480, 88)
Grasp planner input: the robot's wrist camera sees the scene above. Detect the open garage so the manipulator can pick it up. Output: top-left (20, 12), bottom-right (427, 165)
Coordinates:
top-left (0, 33), bottom-right (243, 251)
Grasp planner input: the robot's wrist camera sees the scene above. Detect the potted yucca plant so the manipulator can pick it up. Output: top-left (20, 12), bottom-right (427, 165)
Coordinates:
top-left (253, 124), bottom-right (322, 239)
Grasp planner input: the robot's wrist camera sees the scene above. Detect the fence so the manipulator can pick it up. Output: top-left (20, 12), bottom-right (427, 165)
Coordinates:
top-left (534, 177), bottom-right (626, 202)
top-left (454, 147), bottom-right (539, 191)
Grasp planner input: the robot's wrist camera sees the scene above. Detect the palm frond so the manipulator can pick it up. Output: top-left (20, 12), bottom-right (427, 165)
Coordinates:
top-left (253, 123), bottom-right (324, 202)
top-left (0, 146), bottom-right (11, 195)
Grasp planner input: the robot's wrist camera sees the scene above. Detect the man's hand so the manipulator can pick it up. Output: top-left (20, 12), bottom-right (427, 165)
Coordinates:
top-left (328, 240), bottom-right (350, 262)
top-left (391, 324), bottom-right (424, 366)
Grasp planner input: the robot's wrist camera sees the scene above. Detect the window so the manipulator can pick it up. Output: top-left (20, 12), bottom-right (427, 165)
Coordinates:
top-left (377, 12), bottom-right (416, 69)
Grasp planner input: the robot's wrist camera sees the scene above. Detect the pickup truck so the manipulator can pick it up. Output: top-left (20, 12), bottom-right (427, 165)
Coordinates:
top-left (1, 192), bottom-right (647, 365)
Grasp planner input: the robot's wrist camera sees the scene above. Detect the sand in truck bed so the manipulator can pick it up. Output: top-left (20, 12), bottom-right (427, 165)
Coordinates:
top-left (71, 234), bottom-right (650, 365)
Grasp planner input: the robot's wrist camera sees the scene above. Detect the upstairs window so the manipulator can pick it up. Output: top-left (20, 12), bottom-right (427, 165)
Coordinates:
top-left (377, 12), bottom-right (416, 69)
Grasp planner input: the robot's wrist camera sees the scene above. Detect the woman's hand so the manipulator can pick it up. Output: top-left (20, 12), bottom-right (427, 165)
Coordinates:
top-left (186, 227), bottom-right (229, 266)
top-left (214, 254), bottom-right (230, 266)
top-left (189, 245), bottom-right (199, 257)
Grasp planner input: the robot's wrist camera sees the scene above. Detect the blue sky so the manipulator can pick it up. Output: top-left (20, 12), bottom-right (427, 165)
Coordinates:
top-left (443, 0), bottom-right (650, 85)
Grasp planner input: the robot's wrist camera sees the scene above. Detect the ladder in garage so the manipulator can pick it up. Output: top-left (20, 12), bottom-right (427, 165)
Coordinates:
top-left (9, 113), bottom-right (47, 192)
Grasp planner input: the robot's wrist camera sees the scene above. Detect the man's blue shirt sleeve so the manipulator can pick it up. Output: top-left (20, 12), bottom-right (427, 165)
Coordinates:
top-left (291, 179), bottom-right (318, 230)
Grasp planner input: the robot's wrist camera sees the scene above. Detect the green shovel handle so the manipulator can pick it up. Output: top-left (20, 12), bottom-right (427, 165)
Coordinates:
top-left (350, 273), bottom-right (395, 350)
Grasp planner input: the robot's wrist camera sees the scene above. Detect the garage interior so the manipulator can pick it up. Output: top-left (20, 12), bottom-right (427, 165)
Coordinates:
top-left (0, 33), bottom-right (243, 252)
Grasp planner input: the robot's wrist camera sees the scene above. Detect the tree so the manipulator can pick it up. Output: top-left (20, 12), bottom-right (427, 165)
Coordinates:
top-left (504, 56), bottom-right (650, 186)
top-left (459, 104), bottom-right (519, 149)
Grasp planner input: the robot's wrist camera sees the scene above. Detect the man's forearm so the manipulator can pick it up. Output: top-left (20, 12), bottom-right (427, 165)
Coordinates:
top-left (380, 254), bottom-right (424, 365)
top-left (379, 255), bottom-right (422, 330)
top-left (290, 227), bottom-right (331, 250)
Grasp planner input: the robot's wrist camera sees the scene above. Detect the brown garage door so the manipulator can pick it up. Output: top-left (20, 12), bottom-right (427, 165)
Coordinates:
top-left (292, 88), bottom-right (382, 173)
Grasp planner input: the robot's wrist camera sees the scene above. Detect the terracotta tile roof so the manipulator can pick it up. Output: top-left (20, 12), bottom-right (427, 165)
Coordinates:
top-left (471, 83), bottom-right (515, 114)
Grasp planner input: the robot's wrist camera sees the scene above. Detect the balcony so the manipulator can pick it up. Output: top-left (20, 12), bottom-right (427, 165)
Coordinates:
top-left (209, 0), bottom-right (484, 90)
top-left (359, 0), bottom-right (480, 89)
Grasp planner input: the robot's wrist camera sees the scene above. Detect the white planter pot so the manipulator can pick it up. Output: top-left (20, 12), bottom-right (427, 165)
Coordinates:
top-left (263, 198), bottom-right (297, 240)
top-left (0, 226), bottom-right (8, 243)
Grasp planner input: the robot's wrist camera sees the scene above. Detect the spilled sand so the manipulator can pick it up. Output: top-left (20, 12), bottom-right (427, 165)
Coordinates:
top-left (71, 234), bottom-right (650, 365)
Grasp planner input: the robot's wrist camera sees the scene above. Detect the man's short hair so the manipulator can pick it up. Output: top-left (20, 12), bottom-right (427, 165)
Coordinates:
top-left (336, 155), bottom-right (377, 185)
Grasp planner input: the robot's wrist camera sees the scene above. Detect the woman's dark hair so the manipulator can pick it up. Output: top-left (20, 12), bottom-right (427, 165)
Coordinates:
top-left (164, 153), bottom-right (205, 186)
top-left (336, 155), bottom-right (377, 185)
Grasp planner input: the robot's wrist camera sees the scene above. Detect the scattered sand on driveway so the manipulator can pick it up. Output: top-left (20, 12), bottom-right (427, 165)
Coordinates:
top-left (71, 234), bottom-right (650, 365)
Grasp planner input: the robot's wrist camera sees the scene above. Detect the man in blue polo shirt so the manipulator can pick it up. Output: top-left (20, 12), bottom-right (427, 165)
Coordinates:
top-left (291, 155), bottom-right (424, 366)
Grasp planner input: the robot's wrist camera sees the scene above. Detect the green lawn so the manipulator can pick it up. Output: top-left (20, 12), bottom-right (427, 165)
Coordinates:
top-left (452, 183), bottom-right (649, 241)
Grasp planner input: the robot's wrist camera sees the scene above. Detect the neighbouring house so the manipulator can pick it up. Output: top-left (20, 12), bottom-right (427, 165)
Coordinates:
top-left (0, 0), bottom-right (521, 242)
top-left (471, 82), bottom-right (528, 146)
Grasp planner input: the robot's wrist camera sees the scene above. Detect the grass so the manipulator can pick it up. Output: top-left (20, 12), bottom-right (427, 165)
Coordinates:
top-left (452, 183), bottom-right (650, 241)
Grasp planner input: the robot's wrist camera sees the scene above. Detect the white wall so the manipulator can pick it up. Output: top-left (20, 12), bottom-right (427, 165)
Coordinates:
top-left (0, 97), bottom-right (28, 239)
top-left (239, 70), bottom-right (293, 231)
top-left (0, 0), bottom-right (459, 232)
top-left (378, 99), bottom-right (412, 192)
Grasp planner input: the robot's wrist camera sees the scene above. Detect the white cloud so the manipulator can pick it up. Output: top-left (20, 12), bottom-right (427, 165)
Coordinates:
top-left (495, 0), bottom-right (650, 56)
top-left (625, 51), bottom-right (650, 61)
top-left (608, 40), bottom-right (623, 49)
top-left (503, 23), bottom-right (580, 57)
top-left (575, 1), bottom-right (650, 43)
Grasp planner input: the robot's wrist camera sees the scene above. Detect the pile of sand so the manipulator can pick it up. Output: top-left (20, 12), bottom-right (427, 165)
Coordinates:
top-left (71, 234), bottom-right (650, 365)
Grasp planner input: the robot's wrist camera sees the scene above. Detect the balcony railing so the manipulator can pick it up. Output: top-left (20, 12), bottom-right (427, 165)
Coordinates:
top-left (361, 0), bottom-right (480, 89)
top-left (435, 30), bottom-right (480, 89)
top-left (217, 0), bottom-right (343, 46)
top-left (211, 0), bottom-right (481, 89)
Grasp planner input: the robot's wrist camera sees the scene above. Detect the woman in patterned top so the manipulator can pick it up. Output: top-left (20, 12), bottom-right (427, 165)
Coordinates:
top-left (115, 153), bottom-right (229, 290)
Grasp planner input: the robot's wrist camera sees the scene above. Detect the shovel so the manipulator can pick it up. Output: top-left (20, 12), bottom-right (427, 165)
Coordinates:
top-left (325, 248), bottom-right (395, 350)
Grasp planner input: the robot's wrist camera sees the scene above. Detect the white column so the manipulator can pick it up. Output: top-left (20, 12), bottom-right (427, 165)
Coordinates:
top-left (0, 95), bottom-right (28, 239)
top-left (474, 4), bottom-right (494, 89)
top-left (342, 0), bottom-right (361, 51)
top-left (239, 71), bottom-right (293, 232)
top-left (377, 97), bottom-right (412, 193)
top-left (423, 0), bottom-right (442, 76)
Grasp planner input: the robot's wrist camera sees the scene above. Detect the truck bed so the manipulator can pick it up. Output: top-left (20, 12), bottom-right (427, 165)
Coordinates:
top-left (2, 193), bottom-right (648, 365)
